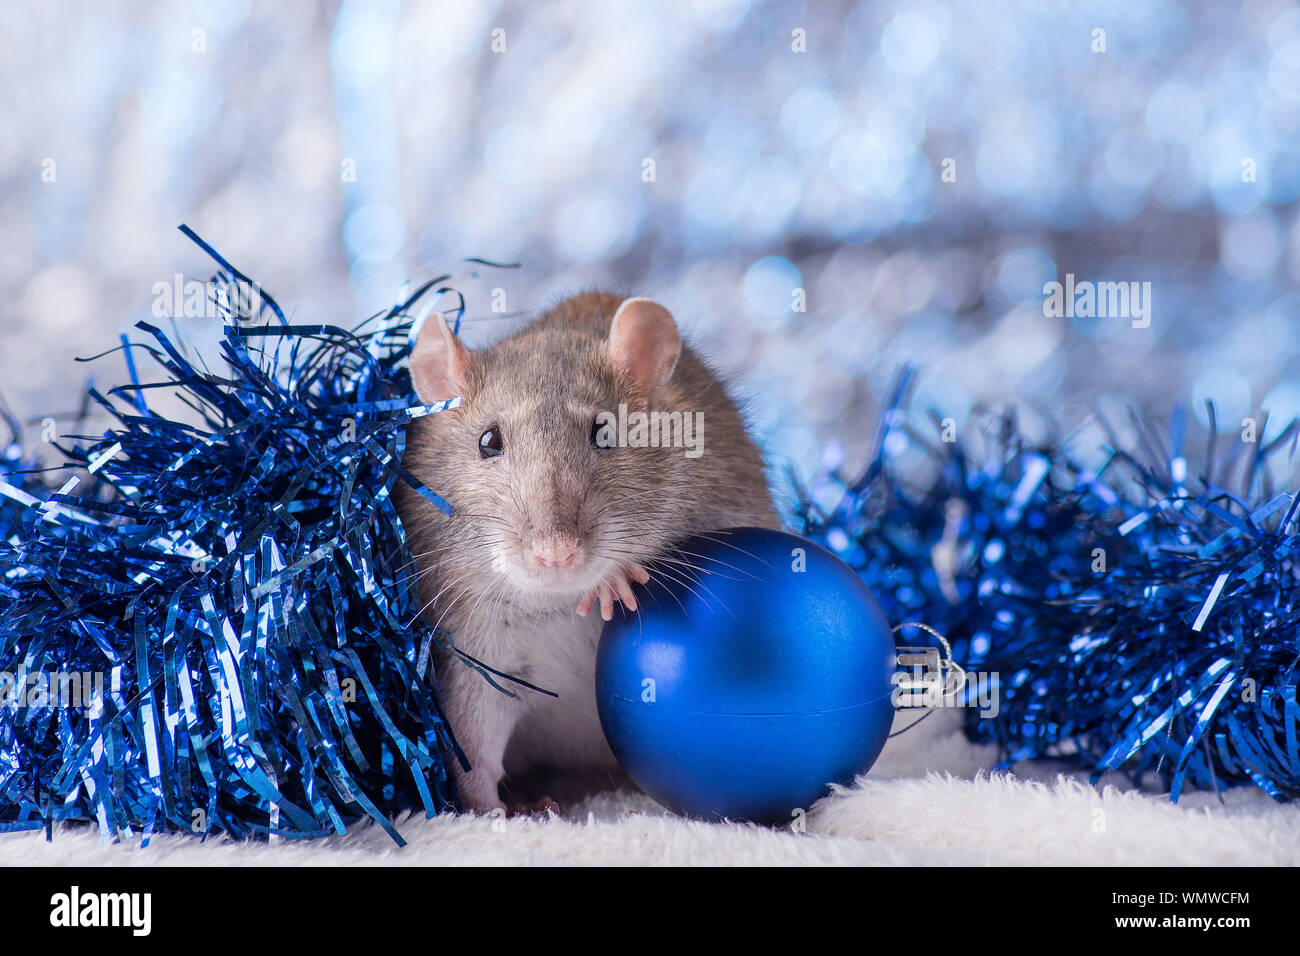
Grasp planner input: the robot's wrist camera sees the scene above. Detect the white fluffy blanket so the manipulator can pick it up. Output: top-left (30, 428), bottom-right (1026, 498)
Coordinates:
top-left (5, 710), bottom-right (1298, 866)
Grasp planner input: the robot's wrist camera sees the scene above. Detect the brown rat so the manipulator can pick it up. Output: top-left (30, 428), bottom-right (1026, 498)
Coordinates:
top-left (394, 292), bottom-right (777, 814)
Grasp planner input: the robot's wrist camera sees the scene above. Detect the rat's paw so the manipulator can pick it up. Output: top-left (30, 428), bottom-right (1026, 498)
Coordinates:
top-left (463, 797), bottom-right (507, 817)
top-left (577, 564), bottom-right (650, 621)
top-left (455, 770), bottom-right (507, 815)
top-left (509, 796), bottom-right (561, 818)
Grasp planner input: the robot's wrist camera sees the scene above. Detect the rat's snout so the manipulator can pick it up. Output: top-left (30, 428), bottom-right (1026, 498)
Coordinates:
top-left (530, 533), bottom-right (582, 569)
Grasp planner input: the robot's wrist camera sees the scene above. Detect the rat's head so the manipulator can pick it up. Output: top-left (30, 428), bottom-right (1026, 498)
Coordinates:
top-left (408, 296), bottom-right (684, 607)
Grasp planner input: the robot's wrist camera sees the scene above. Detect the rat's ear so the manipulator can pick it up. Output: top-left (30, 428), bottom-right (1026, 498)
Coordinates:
top-left (410, 316), bottom-right (471, 404)
top-left (606, 298), bottom-right (681, 401)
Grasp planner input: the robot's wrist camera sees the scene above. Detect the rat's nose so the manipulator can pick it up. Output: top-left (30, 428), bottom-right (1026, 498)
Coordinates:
top-left (531, 534), bottom-right (581, 569)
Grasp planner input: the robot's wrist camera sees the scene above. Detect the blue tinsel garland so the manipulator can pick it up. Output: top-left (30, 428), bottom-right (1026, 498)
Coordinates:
top-left (0, 227), bottom-right (478, 844)
top-left (798, 368), bottom-right (1300, 803)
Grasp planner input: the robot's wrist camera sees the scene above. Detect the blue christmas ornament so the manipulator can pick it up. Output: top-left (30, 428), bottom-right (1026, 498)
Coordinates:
top-left (596, 527), bottom-right (897, 824)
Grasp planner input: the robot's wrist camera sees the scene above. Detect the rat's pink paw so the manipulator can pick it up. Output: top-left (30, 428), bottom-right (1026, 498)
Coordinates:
top-left (509, 796), bottom-right (561, 818)
top-left (577, 564), bottom-right (650, 621)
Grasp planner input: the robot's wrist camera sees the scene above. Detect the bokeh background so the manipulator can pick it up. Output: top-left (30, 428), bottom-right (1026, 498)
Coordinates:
top-left (4, 0), bottom-right (1300, 499)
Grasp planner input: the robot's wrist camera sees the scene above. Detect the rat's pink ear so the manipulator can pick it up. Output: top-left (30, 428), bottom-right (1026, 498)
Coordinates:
top-left (410, 316), bottom-right (470, 404)
top-left (606, 298), bottom-right (681, 400)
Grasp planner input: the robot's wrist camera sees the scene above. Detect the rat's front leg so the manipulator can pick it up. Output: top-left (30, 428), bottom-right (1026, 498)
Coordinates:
top-left (440, 659), bottom-right (518, 813)
top-left (577, 563), bottom-right (650, 621)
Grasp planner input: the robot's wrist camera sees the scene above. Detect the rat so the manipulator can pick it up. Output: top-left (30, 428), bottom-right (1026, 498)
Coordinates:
top-left (394, 292), bottom-right (778, 814)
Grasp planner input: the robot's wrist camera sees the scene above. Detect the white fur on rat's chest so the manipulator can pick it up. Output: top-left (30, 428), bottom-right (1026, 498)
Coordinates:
top-left (480, 606), bottom-right (617, 772)
top-left (503, 608), bottom-right (603, 698)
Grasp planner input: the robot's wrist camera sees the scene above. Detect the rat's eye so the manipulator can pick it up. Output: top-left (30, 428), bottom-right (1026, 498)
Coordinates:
top-left (478, 425), bottom-right (504, 459)
top-left (590, 416), bottom-right (615, 450)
